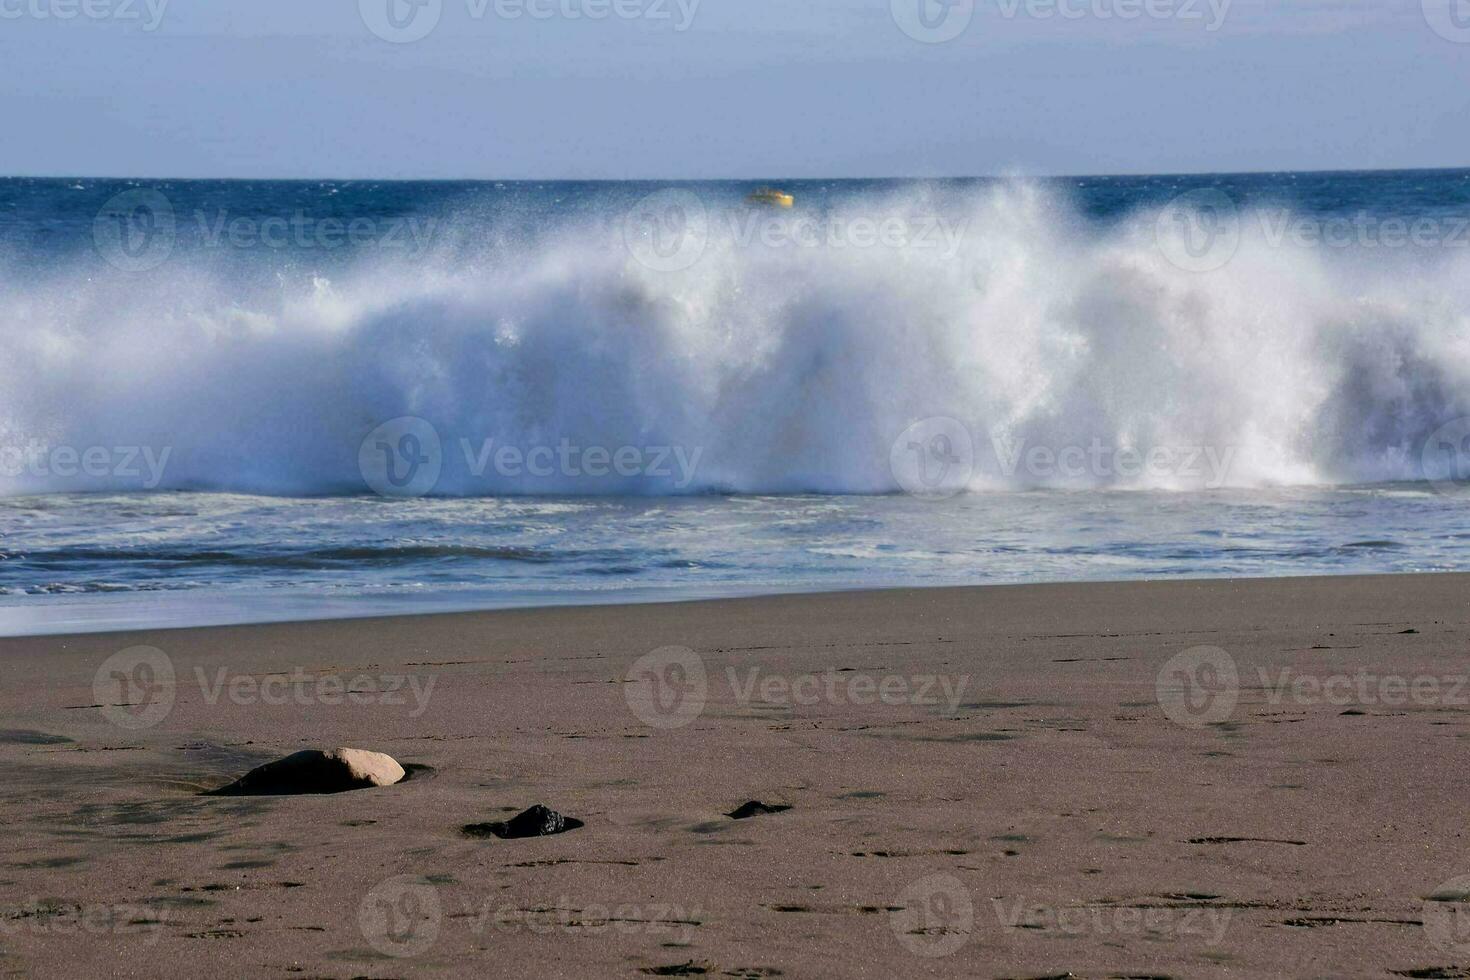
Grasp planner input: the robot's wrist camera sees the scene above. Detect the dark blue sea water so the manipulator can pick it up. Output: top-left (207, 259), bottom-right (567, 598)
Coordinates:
top-left (2, 171), bottom-right (1468, 633)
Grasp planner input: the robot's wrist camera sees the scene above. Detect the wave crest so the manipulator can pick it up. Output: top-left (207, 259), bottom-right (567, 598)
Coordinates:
top-left (2, 182), bottom-right (1469, 496)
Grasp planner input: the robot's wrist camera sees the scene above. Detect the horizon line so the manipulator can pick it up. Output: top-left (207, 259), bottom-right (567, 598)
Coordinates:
top-left (3, 164), bottom-right (1469, 184)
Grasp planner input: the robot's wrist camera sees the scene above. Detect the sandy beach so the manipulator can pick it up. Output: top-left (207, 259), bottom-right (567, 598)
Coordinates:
top-left (2, 573), bottom-right (1469, 978)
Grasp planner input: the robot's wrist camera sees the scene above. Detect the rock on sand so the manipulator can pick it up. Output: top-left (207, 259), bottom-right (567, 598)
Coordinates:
top-left (209, 748), bottom-right (405, 796)
top-left (462, 805), bottom-right (584, 839)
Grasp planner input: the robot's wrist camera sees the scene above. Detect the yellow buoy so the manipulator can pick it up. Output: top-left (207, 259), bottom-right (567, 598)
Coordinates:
top-left (747, 187), bottom-right (795, 208)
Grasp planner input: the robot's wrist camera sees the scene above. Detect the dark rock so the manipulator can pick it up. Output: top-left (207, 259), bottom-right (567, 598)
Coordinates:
top-left (639, 962), bottom-right (714, 976)
top-left (463, 804), bottom-right (584, 839)
top-left (726, 800), bottom-right (792, 820)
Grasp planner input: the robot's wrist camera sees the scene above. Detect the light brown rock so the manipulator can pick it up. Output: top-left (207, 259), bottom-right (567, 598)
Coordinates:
top-left (210, 747), bottom-right (405, 795)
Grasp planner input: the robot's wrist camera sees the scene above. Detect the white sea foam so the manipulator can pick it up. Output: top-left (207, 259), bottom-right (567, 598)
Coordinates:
top-left (2, 182), bottom-right (1468, 496)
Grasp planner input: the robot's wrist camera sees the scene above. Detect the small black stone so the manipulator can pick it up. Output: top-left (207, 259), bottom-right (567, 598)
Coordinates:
top-left (462, 805), bottom-right (584, 840)
top-left (726, 800), bottom-right (792, 820)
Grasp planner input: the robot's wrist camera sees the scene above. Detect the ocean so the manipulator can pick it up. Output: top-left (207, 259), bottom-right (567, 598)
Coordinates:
top-left (2, 171), bottom-right (1468, 634)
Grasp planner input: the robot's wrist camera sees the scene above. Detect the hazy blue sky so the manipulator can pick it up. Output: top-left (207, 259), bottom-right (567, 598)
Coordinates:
top-left (1, 0), bottom-right (1467, 178)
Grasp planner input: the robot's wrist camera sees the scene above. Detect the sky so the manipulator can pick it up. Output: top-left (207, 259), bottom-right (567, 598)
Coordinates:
top-left (0, 0), bottom-right (1467, 179)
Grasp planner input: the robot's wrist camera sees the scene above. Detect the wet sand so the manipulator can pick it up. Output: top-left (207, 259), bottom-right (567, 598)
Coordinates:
top-left (2, 573), bottom-right (1469, 978)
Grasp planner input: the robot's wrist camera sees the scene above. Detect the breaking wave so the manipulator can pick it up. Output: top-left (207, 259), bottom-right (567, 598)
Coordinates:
top-left (2, 181), bottom-right (1468, 496)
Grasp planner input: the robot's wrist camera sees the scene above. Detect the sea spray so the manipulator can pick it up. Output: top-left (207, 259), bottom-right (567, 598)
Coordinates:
top-left (2, 180), bottom-right (1468, 496)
